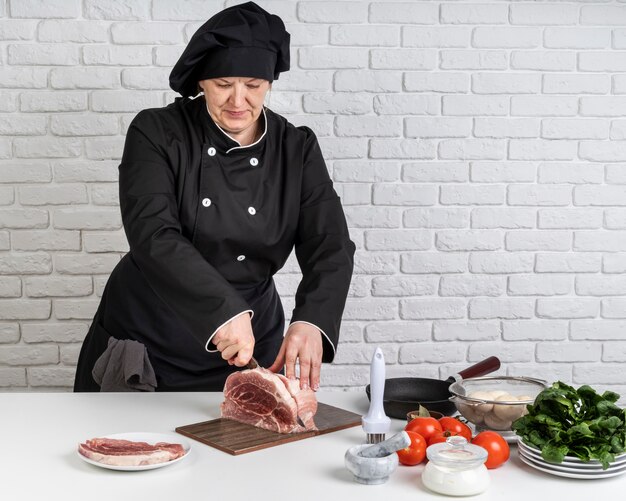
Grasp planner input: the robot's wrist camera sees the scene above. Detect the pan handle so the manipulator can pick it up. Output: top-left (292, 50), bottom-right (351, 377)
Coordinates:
top-left (456, 356), bottom-right (501, 381)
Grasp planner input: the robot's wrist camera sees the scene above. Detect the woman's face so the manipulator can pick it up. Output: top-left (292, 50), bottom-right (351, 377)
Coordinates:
top-left (199, 77), bottom-right (270, 136)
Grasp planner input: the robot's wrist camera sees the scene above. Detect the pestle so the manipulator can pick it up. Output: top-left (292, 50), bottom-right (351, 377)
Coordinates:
top-left (358, 431), bottom-right (411, 459)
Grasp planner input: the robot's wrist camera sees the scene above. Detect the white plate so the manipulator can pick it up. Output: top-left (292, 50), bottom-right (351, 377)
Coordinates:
top-left (77, 432), bottom-right (191, 471)
top-left (518, 449), bottom-right (626, 473)
top-left (520, 449), bottom-right (626, 469)
top-left (519, 449), bottom-right (618, 470)
top-left (518, 439), bottom-right (626, 465)
top-left (518, 452), bottom-right (626, 479)
top-left (518, 443), bottom-right (626, 469)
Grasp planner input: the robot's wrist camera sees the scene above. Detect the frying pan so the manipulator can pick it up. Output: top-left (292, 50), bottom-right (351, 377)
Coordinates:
top-left (365, 356), bottom-right (501, 419)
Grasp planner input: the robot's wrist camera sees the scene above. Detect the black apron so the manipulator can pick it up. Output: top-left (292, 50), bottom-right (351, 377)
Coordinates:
top-left (74, 254), bottom-right (284, 392)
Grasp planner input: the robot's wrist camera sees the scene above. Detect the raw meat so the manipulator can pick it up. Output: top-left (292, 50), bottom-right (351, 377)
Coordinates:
top-left (221, 367), bottom-right (318, 434)
top-left (78, 438), bottom-right (185, 466)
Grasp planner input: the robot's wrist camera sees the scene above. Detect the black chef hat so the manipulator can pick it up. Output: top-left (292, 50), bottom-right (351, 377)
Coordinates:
top-left (169, 1), bottom-right (290, 97)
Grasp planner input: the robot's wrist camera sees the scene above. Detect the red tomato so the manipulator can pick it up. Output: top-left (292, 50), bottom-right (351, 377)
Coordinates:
top-left (404, 416), bottom-right (442, 442)
top-left (471, 431), bottom-right (510, 469)
top-left (438, 417), bottom-right (472, 442)
top-left (397, 431), bottom-right (427, 466)
top-left (427, 430), bottom-right (451, 446)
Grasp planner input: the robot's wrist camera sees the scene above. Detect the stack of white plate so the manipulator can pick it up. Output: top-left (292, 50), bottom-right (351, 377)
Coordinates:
top-left (517, 439), bottom-right (626, 479)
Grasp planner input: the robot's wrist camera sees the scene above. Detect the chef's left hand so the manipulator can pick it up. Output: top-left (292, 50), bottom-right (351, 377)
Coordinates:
top-left (267, 323), bottom-right (323, 391)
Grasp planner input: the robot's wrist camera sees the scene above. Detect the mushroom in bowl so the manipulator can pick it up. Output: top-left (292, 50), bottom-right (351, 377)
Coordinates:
top-left (449, 376), bottom-right (548, 432)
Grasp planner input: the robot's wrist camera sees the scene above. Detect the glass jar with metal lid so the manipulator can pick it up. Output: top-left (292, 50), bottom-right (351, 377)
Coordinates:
top-left (422, 436), bottom-right (490, 496)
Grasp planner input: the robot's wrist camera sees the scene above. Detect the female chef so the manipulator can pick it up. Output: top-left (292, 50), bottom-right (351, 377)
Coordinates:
top-left (73, 2), bottom-right (355, 392)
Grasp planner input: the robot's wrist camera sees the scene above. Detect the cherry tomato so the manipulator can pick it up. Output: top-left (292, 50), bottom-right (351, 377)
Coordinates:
top-left (471, 431), bottom-right (510, 469)
top-left (397, 431), bottom-right (427, 466)
top-left (438, 416), bottom-right (472, 442)
top-left (404, 416), bottom-right (442, 442)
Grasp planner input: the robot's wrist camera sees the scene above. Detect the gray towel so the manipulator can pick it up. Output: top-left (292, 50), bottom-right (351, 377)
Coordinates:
top-left (92, 337), bottom-right (157, 392)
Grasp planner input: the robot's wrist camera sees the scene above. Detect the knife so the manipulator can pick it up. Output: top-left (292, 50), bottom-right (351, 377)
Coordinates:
top-left (245, 357), bottom-right (260, 370)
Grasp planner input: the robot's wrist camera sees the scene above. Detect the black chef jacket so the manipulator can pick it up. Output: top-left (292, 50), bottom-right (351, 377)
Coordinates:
top-left (74, 94), bottom-right (355, 391)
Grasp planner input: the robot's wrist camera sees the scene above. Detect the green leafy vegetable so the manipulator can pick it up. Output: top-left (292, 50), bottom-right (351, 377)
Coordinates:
top-left (512, 381), bottom-right (626, 470)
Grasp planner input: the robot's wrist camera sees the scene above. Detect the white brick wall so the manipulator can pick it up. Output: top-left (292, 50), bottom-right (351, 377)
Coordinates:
top-left (1, 0), bottom-right (625, 401)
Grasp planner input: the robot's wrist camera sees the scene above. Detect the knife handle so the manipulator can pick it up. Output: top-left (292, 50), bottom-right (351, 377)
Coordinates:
top-left (245, 357), bottom-right (259, 370)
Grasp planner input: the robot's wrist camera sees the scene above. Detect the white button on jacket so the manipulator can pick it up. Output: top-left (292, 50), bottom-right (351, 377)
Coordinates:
top-left (208, 147), bottom-right (216, 156)
top-left (249, 157), bottom-right (258, 166)
top-left (237, 255), bottom-right (246, 261)
top-left (202, 198), bottom-right (211, 207)
top-left (248, 207), bottom-right (256, 215)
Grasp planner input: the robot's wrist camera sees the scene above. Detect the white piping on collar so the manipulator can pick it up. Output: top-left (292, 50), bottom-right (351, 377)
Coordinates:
top-left (206, 103), bottom-right (268, 154)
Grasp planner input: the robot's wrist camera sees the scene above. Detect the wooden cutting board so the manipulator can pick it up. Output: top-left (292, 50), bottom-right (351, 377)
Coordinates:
top-left (176, 402), bottom-right (362, 455)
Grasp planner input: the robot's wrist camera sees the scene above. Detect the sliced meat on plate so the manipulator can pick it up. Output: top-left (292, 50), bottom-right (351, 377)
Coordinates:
top-left (78, 438), bottom-right (185, 466)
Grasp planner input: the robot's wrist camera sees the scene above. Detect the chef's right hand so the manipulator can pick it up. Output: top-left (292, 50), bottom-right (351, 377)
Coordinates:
top-left (212, 313), bottom-right (255, 367)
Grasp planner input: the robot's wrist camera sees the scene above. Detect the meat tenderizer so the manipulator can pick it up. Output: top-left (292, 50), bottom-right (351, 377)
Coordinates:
top-left (362, 346), bottom-right (390, 444)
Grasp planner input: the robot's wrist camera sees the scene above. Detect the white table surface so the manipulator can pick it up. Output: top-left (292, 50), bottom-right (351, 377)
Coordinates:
top-left (3, 390), bottom-right (625, 500)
